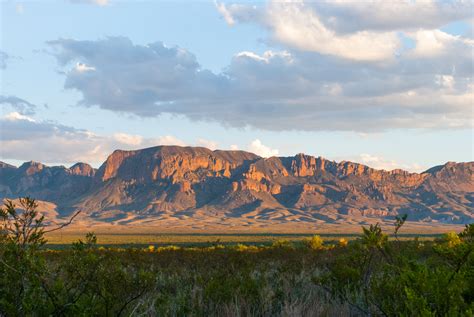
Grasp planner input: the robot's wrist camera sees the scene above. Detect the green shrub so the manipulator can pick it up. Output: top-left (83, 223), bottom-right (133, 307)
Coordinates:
top-left (1, 198), bottom-right (473, 316)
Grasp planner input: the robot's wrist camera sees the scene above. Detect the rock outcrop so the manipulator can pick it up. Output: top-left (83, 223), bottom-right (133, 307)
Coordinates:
top-left (70, 163), bottom-right (96, 177)
top-left (0, 146), bottom-right (472, 225)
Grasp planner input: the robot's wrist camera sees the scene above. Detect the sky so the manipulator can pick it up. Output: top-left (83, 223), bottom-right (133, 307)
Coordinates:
top-left (0, 0), bottom-right (473, 172)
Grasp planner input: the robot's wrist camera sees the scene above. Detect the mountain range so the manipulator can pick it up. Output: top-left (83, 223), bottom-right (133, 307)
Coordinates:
top-left (1, 146), bottom-right (473, 232)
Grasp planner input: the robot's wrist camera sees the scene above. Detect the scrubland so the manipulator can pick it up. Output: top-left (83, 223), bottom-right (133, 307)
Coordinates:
top-left (1, 199), bottom-right (473, 316)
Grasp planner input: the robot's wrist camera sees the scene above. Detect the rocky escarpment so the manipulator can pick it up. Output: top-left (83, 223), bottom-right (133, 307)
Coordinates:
top-left (0, 146), bottom-right (472, 225)
top-left (96, 146), bottom-right (257, 183)
top-left (0, 161), bottom-right (96, 204)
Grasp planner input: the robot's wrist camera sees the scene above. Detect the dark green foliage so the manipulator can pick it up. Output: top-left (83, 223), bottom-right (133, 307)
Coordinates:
top-left (394, 214), bottom-right (408, 239)
top-left (0, 198), bottom-right (48, 315)
top-left (0, 197), bottom-right (46, 249)
top-left (0, 199), bottom-right (154, 316)
top-left (0, 198), bottom-right (473, 316)
top-left (317, 222), bottom-right (474, 316)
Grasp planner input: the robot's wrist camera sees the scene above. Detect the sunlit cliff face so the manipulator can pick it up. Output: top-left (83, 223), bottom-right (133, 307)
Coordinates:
top-left (1, 145), bottom-right (472, 228)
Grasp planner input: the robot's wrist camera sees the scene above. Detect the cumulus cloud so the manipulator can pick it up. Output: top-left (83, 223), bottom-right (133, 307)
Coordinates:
top-left (248, 139), bottom-right (278, 157)
top-left (356, 153), bottom-right (425, 173)
top-left (214, 1), bottom-right (260, 26)
top-left (218, 0), bottom-right (472, 61)
top-left (235, 50), bottom-right (293, 63)
top-left (0, 112), bottom-right (190, 165)
top-left (263, 1), bottom-right (400, 61)
top-left (407, 29), bottom-right (474, 58)
top-left (1, 110), bottom-right (283, 164)
top-left (218, 1), bottom-right (472, 34)
top-left (0, 95), bottom-right (37, 115)
top-left (3, 112), bottom-right (36, 122)
top-left (74, 62), bottom-right (96, 73)
top-left (197, 138), bottom-right (219, 150)
top-left (0, 111), bottom-right (441, 172)
top-left (215, 1), bottom-right (236, 25)
top-left (0, 112), bottom-right (103, 163)
top-left (48, 37), bottom-right (224, 116)
top-left (0, 111), bottom-right (428, 172)
top-left (155, 135), bottom-right (186, 147)
top-left (112, 133), bottom-right (143, 146)
top-left (310, 0), bottom-right (472, 33)
top-left (47, 36), bottom-right (473, 132)
top-left (48, 0), bottom-right (473, 133)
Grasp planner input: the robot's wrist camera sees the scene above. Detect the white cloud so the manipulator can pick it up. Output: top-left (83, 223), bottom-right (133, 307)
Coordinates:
top-left (113, 133), bottom-right (143, 146)
top-left (0, 115), bottom-right (192, 164)
top-left (235, 50), bottom-right (293, 63)
top-left (215, 1), bottom-right (235, 25)
top-left (248, 139), bottom-right (278, 157)
top-left (75, 62), bottom-right (95, 73)
top-left (408, 30), bottom-right (460, 57)
top-left (214, 1), bottom-right (260, 26)
top-left (2, 116), bottom-right (278, 166)
top-left (155, 135), bottom-right (186, 147)
top-left (48, 22), bottom-right (473, 132)
top-left (197, 138), bottom-right (219, 150)
top-left (265, 1), bottom-right (400, 61)
top-left (1, 117), bottom-right (108, 164)
top-left (235, 51), bottom-right (267, 62)
top-left (49, 37), bottom-right (207, 116)
top-left (218, 1), bottom-right (472, 62)
top-left (436, 74), bottom-right (455, 91)
top-left (3, 112), bottom-right (36, 122)
top-left (357, 153), bottom-right (425, 172)
top-left (316, 0), bottom-right (472, 33)
top-left (230, 144), bottom-right (239, 150)
top-left (0, 108), bottom-right (233, 164)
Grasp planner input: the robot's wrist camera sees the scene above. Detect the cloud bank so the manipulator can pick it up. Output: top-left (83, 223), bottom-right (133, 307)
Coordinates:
top-left (1, 112), bottom-right (188, 165)
top-left (0, 111), bottom-right (284, 165)
top-left (0, 113), bottom-right (425, 172)
top-left (248, 139), bottom-right (278, 157)
top-left (42, 1), bottom-right (473, 133)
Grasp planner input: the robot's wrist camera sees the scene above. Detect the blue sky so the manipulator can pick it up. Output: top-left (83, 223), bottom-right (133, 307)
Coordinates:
top-left (1, 0), bottom-right (473, 171)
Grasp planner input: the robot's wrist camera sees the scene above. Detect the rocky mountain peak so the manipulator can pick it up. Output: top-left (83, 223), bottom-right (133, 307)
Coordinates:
top-left (1, 146), bottom-right (472, 227)
top-left (19, 161), bottom-right (46, 176)
top-left (69, 163), bottom-right (96, 177)
top-left (97, 149), bottom-right (138, 181)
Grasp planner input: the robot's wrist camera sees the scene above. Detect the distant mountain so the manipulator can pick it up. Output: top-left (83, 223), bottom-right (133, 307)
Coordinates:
top-left (0, 146), bottom-right (472, 230)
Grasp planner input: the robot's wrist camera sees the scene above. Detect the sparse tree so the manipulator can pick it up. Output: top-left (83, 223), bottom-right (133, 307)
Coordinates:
top-left (0, 197), bottom-right (81, 315)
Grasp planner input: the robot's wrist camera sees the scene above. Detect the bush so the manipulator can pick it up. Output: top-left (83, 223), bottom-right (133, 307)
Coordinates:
top-left (305, 235), bottom-right (325, 250)
top-left (316, 223), bottom-right (474, 316)
top-left (338, 238), bottom-right (348, 247)
top-left (443, 231), bottom-right (462, 248)
top-left (1, 198), bottom-right (473, 315)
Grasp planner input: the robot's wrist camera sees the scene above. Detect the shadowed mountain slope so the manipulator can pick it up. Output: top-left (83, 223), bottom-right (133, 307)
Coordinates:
top-left (1, 146), bottom-right (472, 227)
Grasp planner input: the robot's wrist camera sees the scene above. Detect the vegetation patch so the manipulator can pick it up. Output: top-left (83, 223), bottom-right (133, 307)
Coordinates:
top-left (1, 198), bottom-right (473, 316)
